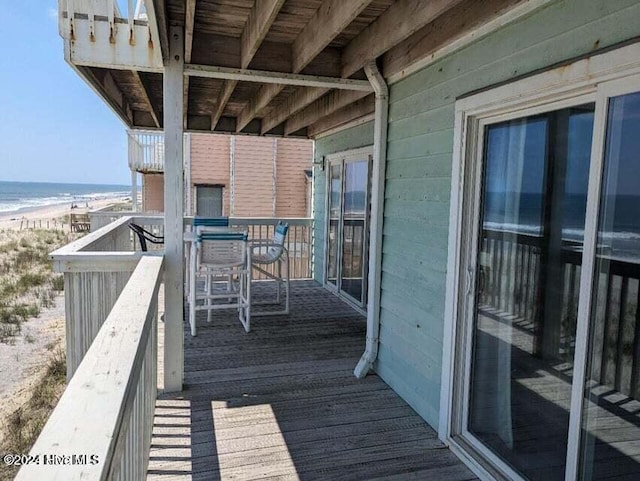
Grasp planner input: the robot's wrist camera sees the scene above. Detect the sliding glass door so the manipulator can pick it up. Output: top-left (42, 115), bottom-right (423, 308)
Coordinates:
top-left (325, 149), bottom-right (371, 307)
top-left (451, 74), bottom-right (640, 481)
top-left (579, 88), bottom-right (640, 481)
top-left (468, 105), bottom-right (595, 481)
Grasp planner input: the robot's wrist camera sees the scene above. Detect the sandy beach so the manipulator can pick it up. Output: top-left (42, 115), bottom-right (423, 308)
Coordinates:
top-left (0, 195), bottom-right (130, 230)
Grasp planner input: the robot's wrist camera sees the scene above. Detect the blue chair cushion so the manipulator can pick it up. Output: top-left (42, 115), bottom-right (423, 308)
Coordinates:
top-left (193, 217), bottom-right (229, 227)
top-left (198, 232), bottom-right (247, 242)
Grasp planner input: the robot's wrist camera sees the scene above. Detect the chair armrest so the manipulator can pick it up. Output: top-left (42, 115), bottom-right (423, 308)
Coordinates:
top-left (249, 238), bottom-right (274, 245)
top-left (250, 242), bottom-right (281, 250)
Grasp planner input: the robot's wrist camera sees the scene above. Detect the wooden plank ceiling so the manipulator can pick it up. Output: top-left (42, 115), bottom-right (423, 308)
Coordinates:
top-left (85, 0), bottom-right (524, 137)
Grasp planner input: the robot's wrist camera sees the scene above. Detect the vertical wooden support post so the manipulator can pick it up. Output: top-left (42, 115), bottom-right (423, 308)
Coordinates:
top-left (163, 26), bottom-right (185, 392)
top-left (131, 170), bottom-right (138, 212)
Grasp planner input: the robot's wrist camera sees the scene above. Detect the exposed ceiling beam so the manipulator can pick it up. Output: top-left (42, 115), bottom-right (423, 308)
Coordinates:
top-left (241, 0), bottom-right (286, 69)
top-left (183, 0), bottom-right (197, 129)
top-left (100, 70), bottom-right (134, 125)
top-left (291, 0), bottom-right (373, 74)
top-left (147, 0), bottom-right (169, 61)
top-left (307, 94), bottom-right (375, 137)
top-left (132, 71), bottom-right (161, 128)
top-left (184, 65), bottom-right (373, 90)
top-left (264, 0), bottom-right (466, 134)
top-left (184, 0), bottom-right (197, 63)
top-left (261, 87), bottom-right (327, 134)
top-left (211, 0), bottom-right (285, 130)
top-left (382, 0), bottom-right (530, 81)
top-left (236, 0), bottom-right (374, 132)
top-left (211, 81), bottom-right (237, 131)
top-left (76, 66), bottom-right (133, 127)
top-left (284, 89), bottom-right (370, 135)
top-left (341, 0), bottom-right (465, 78)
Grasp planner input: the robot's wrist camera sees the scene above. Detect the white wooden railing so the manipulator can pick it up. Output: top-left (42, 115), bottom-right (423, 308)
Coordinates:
top-left (51, 215), bottom-right (164, 378)
top-left (232, 217), bottom-right (313, 279)
top-left (87, 213), bottom-right (314, 277)
top-left (128, 130), bottom-right (165, 172)
top-left (55, 213), bottom-right (312, 378)
top-left (58, 0), bottom-right (163, 71)
top-left (15, 255), bottom-right (164, 481)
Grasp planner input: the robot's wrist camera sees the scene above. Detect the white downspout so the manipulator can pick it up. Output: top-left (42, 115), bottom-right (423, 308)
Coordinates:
top-left (354, 60), bottom-right (388, 379)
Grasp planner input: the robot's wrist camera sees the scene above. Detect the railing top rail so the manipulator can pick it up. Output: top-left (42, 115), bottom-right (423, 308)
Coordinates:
top-left (127, 128), bottom-right (165, 137)
top-left (14, 255), bottom-right (164, 481)
top-left (229, 217), bottom-right (312, 226)
top-left (51, 216), bottom-right (134, 256)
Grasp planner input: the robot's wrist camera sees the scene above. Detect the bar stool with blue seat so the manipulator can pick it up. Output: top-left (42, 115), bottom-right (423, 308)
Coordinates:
top-left (186, 217), bottom-right (230, 316)
top-left (250, 221), bottom-right (290, 316)
top-left (188, 230), bottom-right (251, 335)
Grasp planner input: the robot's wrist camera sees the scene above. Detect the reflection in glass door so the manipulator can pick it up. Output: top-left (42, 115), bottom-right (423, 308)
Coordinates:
top-left (325, 151), bottom-right (371, 307)
top-left (468, 105), bottom-right (595, 481)
top-left (327, 163), bottom-right (342, 287)
top-left (580, 90), bottom-right (640, 480)
top-left (454, 77), bottom-right (640, 481)
top-left (341, 160), bottom-right (369, 302)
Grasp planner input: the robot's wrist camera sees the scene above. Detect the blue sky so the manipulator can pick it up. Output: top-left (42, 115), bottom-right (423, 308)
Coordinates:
top-left (0, 2), bottom-right (129, 186)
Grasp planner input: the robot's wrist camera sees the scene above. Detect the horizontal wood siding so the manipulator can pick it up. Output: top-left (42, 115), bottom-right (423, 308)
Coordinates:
top-left (313, 122), bottom-right (374, 283)
top-left (190, 134), bottom-right (231, 215)
top-left (142, 174), bottom-right (164, 213)
top-left (311, 0), bottom-right (640, 431)
top-left (233, 136), bottom-right (276, 217)
top-left (378, 0), bottom-right (640, 430)
top-left (275, 138), bottom-right (313, 217)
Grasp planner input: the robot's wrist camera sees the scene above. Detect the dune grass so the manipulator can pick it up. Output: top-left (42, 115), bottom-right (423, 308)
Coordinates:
top-left (0, 229), bottom-right (71, 343)
top-left (0, 348), bottom-right (66, 479)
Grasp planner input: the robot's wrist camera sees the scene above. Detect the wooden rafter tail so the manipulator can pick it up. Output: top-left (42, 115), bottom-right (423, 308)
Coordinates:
top-left (284, 89), bottom-right (370, 136)
top-left (132, 71), bottom-right (161, 128)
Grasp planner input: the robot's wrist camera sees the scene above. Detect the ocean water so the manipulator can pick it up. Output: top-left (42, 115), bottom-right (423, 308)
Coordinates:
top-left (0, 181), bottom-right (130, 214)
top-left (483, 192), bottom-right (640, 262)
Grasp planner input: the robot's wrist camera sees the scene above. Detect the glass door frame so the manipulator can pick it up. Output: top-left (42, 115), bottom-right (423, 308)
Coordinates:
top-left (440, 41), bottom-right (640, 481)
top-left (323, 146), bottom-right (373, 310)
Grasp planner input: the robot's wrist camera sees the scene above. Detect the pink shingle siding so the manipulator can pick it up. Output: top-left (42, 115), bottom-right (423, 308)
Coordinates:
top-left (190, 134), bottom-right (231, 215)
top-left (140, 134), bottom-right (312, 217)
top-left (142, 173), bottom-right (164, 212)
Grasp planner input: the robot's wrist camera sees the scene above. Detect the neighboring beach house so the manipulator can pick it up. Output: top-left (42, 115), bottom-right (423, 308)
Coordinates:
top-left (129, 131), bottom-right (312, 216)
top-left (19, 1), bottom-right (640, 481)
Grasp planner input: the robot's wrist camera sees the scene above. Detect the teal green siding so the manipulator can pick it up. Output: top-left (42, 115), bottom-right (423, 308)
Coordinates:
top-left (312, 0), bottom-right (640, 430)
top-left (312, 122), bottom-right (374, 283)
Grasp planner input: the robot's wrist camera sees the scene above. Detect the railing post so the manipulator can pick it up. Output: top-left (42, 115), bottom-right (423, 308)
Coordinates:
top-left (163, 26), bottom-right (185, 392)
top-left (132, 169), bottom-right (139, 212)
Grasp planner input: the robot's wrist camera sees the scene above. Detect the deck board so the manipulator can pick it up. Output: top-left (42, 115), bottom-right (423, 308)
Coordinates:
top-left (147, 281), bottom-right (476, 480)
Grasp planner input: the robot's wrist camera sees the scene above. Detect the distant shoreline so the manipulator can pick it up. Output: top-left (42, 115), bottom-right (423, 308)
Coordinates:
top-left (0, 180), bottom-right (131, 217)
top-left (0, 200), bottom-right (86, 219)
top-left (0, 196), bottom-right (130, 230)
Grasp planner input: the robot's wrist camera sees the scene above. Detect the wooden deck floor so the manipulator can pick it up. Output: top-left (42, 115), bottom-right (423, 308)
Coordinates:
top-left (147, 281), bottom-right (476, 481)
